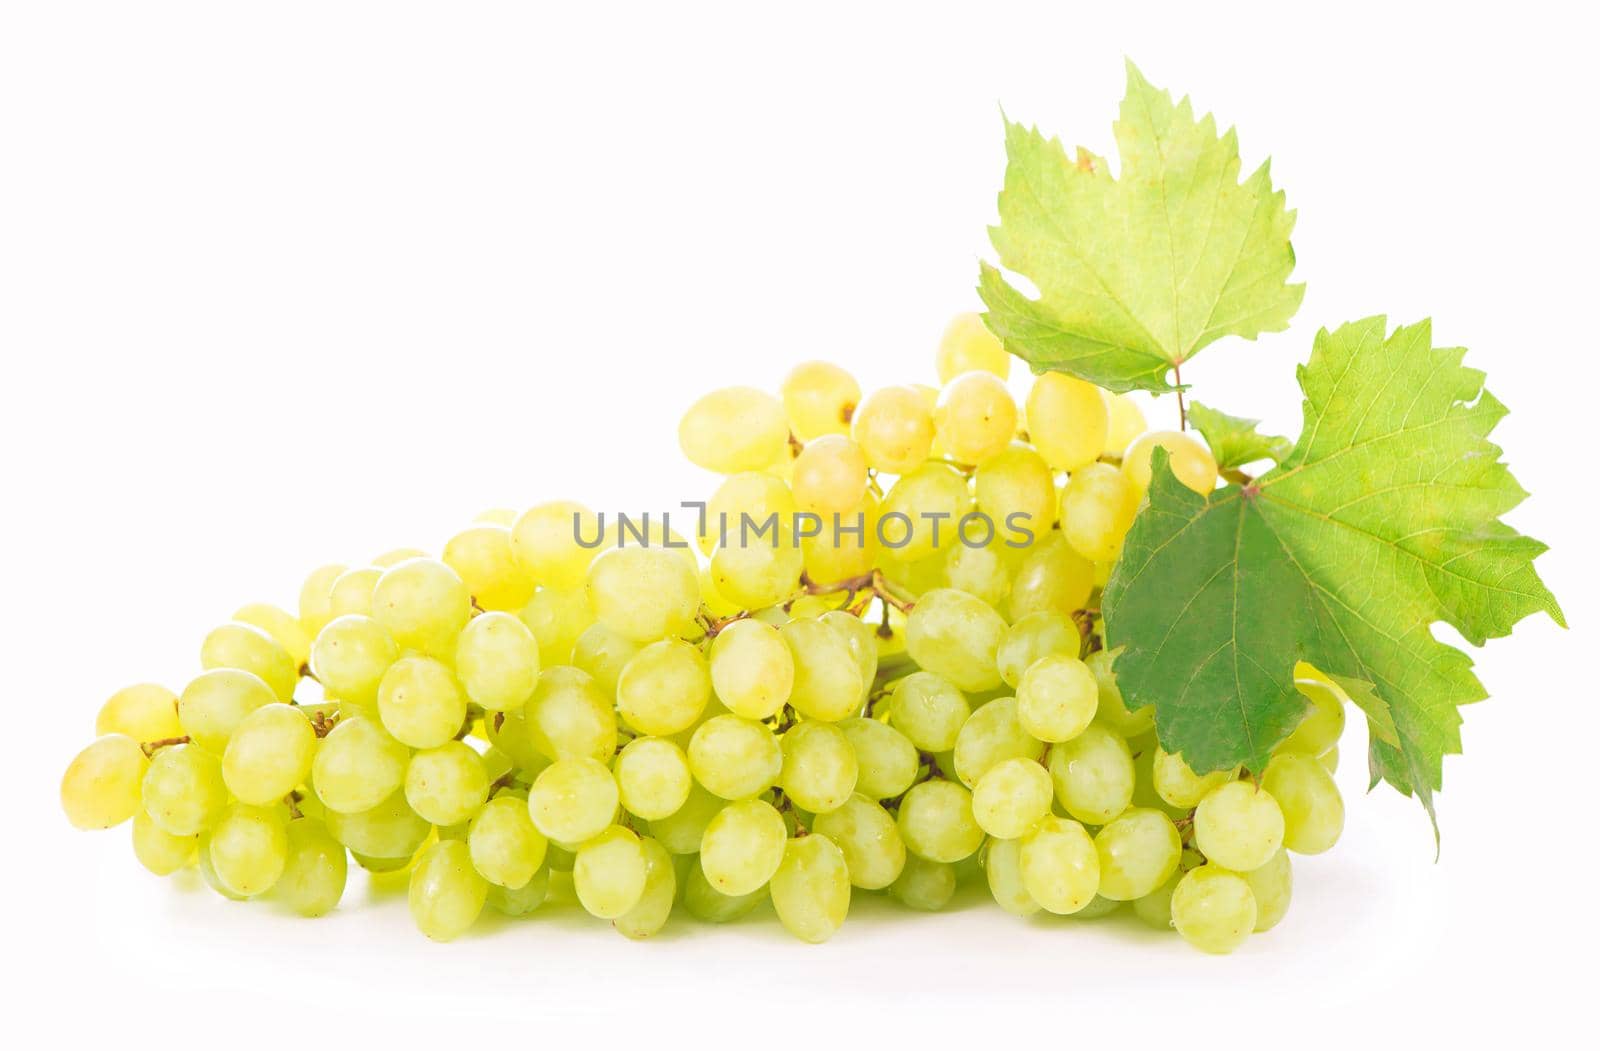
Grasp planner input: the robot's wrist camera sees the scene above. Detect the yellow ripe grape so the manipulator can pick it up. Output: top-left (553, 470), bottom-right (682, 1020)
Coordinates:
top-left (467, 795), bottom-right (548, 888)
top-left (510, 501), bottom-right (603, 591)
top-left (141, 743), bottom-right (228, 835)
top-left (95, 684), bottom-right (182, 743)
top-left (836, 716), bottom-right (916, 800)
top-left (943, 541), bottom-right (1013, 610)
top-left (996, 612), bottom-right (1077, 690)
top-left (1121, 429), bottom-right (1219, 495)
top-left (1018, 815), bottom-right (1100, 915)
top-left (781, 618), bottom-right (866, 722)
top-left (311, 716), bottom-right (411, 814)
top-left (878, 462), bottom-right (972, 563)
top-left (1006, 532), bottom-right (1094, 622)
top-left (936, 312), bottom-right (1011, 383)
top-left (711, 524), bottom-right (805, 610)
top-left (131, 810), bottom-right (196, 875)
top-left (646, 782), bottom-right (723, 856)
top-left (1281, 662), bottom-right (1349, 757)
top-left (1016, 653), bottom-right (1099, 743)
top-left (897, 780), bottom-right (984, 863)
top-left (586, 546), bottom-right (700, 643)
top-left (442, 524), bottom-right (536, 612)
top-left (781, 360), bottom-right (861, 440)
top-left (812, 794), bottom-right (907, 890)
top-left (708, 618), bottom-right (794, 721)
top-left (455, 612), bottom-right (540, 712)
top-left (617, 639), bottom-right (712, 737)
top-left (517, 586), bottom-right (595, 667)
top-left (906, 588), bottom-right (1008, 694)
top-left (179, 669), bottom-right (276, 754)
top-left (60, 735), bottom-right (148, 830)
top-left (679, 386), bottom-right (791, 474)
top-left (328, 566), bottom-right (383, 618)
top-left (1093, 807), bottom-right (1182, 900)
top-left (1151, 745), bottom-right (1238, 808)
top-left (222, 703), bottom-right (316, 806)
top-left (409, 839), bottom-right (488, 941)
top-left (699, 798), bottom-right (787, 896)
top-left (297, 563), bottom-right (348, 637)
top-left (792, 435), bottom-right (869, 515)
top-left (1261, 753), bottom-right (1344, 855)
top-left (201, 622), bottom-right (298, 704)
top-left (528, 757), bottom-right (619, 844)
top-left (1047, 724), bottom-right (1135, 825)
top-left (573, 622), bottom-right (644, 696)
top-left (324, 788), bottom-right (430, 860)
top-left (699, 566), bottom-right (744, 620)
top-left (404, 741), bottom-right (490, 826)
top-left (274, 817), bottom-right (348, 917)
top-left (370, 558), bottom-right (471, 659)
top-left (208, 804), bottom-right (289, 897)
top-left (971, 756), bottom-right (1053, 839)
top-left (1026, 372), bottom-right (1108, 471)
top-left (933, 372), bottom-right (1018, 465)
top-left (1194, 781), bottom-right (1285, 872)
top-left (974, 442), bottom-right (1056, 539)
top-left (613, 737), bottom-right (693, 821)
top-left (700, 472), bottom-right (796, 554)
top-left (310, 614), bottom-right (398, 709)
top-left (779, 720), bottom-right (859, 814)
top-left (688, 715), bottom-right (783, 800)
top-left (573, 825), bottom-right (650, 919)
top-left (233, 604), bottom-right (313, 671)
top-left (1244, 848), bottom-right (1293, 932)
top-left (1059, 462), bottom-right (1142, 563)
top-left (1086, 650), bottom-right (1154, 738)
top-left (852, 385), bottom-right (935, 474)
top-left (377, 656), bottom-right (467, 750)
top-left (1102, 392), bottom-right (1147, 457)
top-left (525, 666), bottom-right (617, 762)
top-left (953, 696), bottom-right (1045, 788)
top-left (769, 833), bottom-right (852, 943)
top-left (614, 837), bottom-right (678, 939)
top-left (802, 490), bottom-right (879, 585)
top-left (983, 836), bottom-right (1040, 917)
top-left (1171, 865), bottom-right (1256, 954)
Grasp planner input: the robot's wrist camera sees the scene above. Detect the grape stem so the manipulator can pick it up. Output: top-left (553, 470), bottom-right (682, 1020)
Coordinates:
top-left (1173, 361), bottom-right (1187, 431)
top-left (140, 736), bottom-right (189, 757)
top-left (309, 709), bottom-right (341, 738)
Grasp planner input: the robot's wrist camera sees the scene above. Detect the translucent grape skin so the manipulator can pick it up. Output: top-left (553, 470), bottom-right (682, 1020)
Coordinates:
top-left (455, 612), bottom-right (541, 712)
top-left (971, 756), bottom-right (1053, 839)
top-left (61, 735), bottom-right (148, 830)
top-left (370, 557), bottom-right (471, 659)
top-left (617, 639), bottom-right (712, 736)
top-left (310, 615), bottom-right (398, 710)
top-left (983, 836), bottom-right (1039, 917)
top-left (325, 789), bottom-right (430, 860)
top-left (131, 810), bottom-right (195, 875)
top-left (1027, 372), bottom-right (1109, 472)
top-left (142, 743), bottom-right (229, 836)
top-left (792, 434), bottom-right (868, 514)
top-left (312, 716), bottom-right (411, 815)
top-left (782, 361), bottom-right (861, 440)
top-left (222, 703), bottom-right (315, 806)
top-left (708, 618), bottom-right (794, 720)
top-left (934, 371), bottom-right (1017, 465)
top-left (699, 798), bottom-right (787, 896)
top-left (1093, 807), bottom-right (1182, 900)
top-left (837, 717), bottom-right (917, 800)
top-left (528, 758), bottom-right (619, 844)
top-left (1015, 653), bottom-right (1099, 743)
top-left (897, 780), bottom-right (984, 863)
top-left (996, 612), bottom-right (1078, 690)
top-left (770, 833), bottom-right (852, 943)
top-left (679, 386), bottom-right (790, 474)
top-left (1019, 815), bottom-right (1100, 915)
top-left (573, 825), bottom-right (649, 919)
top-left (779, 720), bottom-right (859, 814)
top-left (852, 385), bottom-right (935, 474)
top-left (936, 312), bottom-right (1010, 383)
top-left (614, 837), bottom-right (677, 939)
top-left (613, 736), bottom-right (693, 821)
top-left (1151, 745), bottom-right (1237, 808)
top-left (1059, 462), bottom-right (1142, 563)
top-left (404, 742), bottom-right (490, 826)
top-left (208, 804), bottom-right (289, 897)
top-left (812, 795), bottom-right (906, 890)
top-left (178, 668), bottom-right (276, 755)
top-left (468, 795), bottom-right (549, 888)
top-left (781, 619), bottom-right (865, 722)
top-left (442, 524), bottom-right (536, 612)
top-left (525, 665), bottom-right (617, 763)
top-left (409, 839), bottom-right (488, 941)
top-left (889, 672), bottom-right (970, 752)
top-left (1121, 430), bottom-right (1219, 495)
top-left (688, 715), bottom-right (782, 800)
top-left (1047, 724), bottom-right (1135, 825)
top-left (1194, 781), bottom-right (1286, 872)
top-left (905, 588), bottom-right (1007, 693)
top-left (273, 818), bottom-right (348, 917)
top-left (586, 546), bottom-right (700, 643)
top-left (1261, 754), bottom-right (1344, 855)
top-left (889, 855), bottom-right (957, 912)
top-left (954, 696), bottom-right (1044, 789)
top-left (1171, 865), bottom-right (1257, 954)
top-left (96, 684), bottom-right (183, 743)
top-left (1244, 848), bottom-right (1293, 932)
top-left (200, 622), bottom-right (299, 704)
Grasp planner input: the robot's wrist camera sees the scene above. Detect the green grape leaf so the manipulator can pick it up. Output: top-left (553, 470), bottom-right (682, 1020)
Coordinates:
top-left (1102, 317), bottom-right (1564, 832)
top-left (1188, 401), bottom-right (1293, 469)
top-left (979, 61), bottom-right (1304, 393)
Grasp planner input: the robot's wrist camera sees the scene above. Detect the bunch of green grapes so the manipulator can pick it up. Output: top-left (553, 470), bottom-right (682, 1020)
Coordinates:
top-left (61, 311), bottom-right (1347, 953)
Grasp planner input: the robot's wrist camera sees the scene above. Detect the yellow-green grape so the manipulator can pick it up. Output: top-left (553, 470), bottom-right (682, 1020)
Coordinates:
top-left (711, 527), bottom-right (804, 609)
top-left (573, 825), bottom-right (649, 919)
top-left (1151, 745), bottom-right (1237, 808)
top-left (1026, 372), bottom-right (1109, 472)
top-left (1086, 650), bottom-right (1154, 737)
top-left (996, 612), bottom-right (1077, 690)
top-left (1171, 865), bottom-right (1256, 953)
top-left (954, 696), bottom-right (1045, 788)
top-left (528, 758), bottom-right (617, 844)
top-left (1121, 429), bottom-right (1219, 495)
top-left (983, 836), bottom-right (1039, 916)
top-left (782, 360), bottom-right (861, 440)
top-left (878, 463), bottom-right (971, 562)
top-left (1243, 848), bottom-right (1293, 932)
top-left (484, 707), bottom-right (546, 776)
top-left (517, 586), bottom-right (594, 667)
top-left (525, 666), bottom-right (617, 762)
top-left (310, 614), bottom-right (397, 709)
top-left (934, 371), bottom-right (1017, 465)
top-left (1016, 653), bottom-right (1099, 743)
top-left (60, 735), bottom-right (147, 830)
top-left (201, 622), bottom-right (298, 704)
top-left (975, 442), bottom-right (1055, 541)
top-left (802, 490), bottom-right (880, 585)
top-left (95, 684), bottom-right (182, 743)
top-left (683, 862), bottom-right (766, 922)
top-left (699, 798), bottom-right (786, 895)
top-left (1006, 532), bottom-right (1094, 622)
top-left (897, 780), bottom-right (983, 863)
top-left (328, 566), bottom-right (383, 618)
top-left (195, 830), bottom-right (247, 900)
top-left (614, 837), bottom-right (677, 939)
top-left (770, 833), bottom-right (851, 943)
top-left (572, 622), bottom-right (642, 695)
top-left (454, 613), bottom-right (539, 713)
top-left (370, 557), bottom-right (471, 658)
top-left (409, 839), bottom-right (487, 941)
top-left (1094, 807), bottom-right (1181, 900)
top-left (792, 435), bottom-right (868, 515)
top-left (325, 789), bottom-right (429, 860)
top-left (889, 855), bottom-right (956, 911)
top-left (1047, 724), bottom-right (1134, 824)
top-left (442, 524), bottom-right (536, 612)
top-left (233, 604), bottom-right (312, 671)
top-left (813, 794), bottom-right (906, 889)
top-left (1132, 869), bottom-right (1181, 930)
top-left (781, 618), bottom-right (866, 722)
top-left (178, 669), bottom-right (276, 754)
top-left (273, 818), bottom-right (347, 917)
top-left (679, 386), bottom-right (789, 474)
top-left (837, 717), bottom-right (918, 800)
top-left (1059, 462), bottom-right (1142, 563)
top-left (819, 611), bottom-right (877, 704)
top-left (702, 471), bottom-right (798, 555)
top-left (208, 804), bottom-right (289, 897)
top-left (936, 312), bottom-right (1010, 383)
top-left (647, 782), bottom-right (724, 855)
top-left (1102, 391), bottom-right (1147, 457)
top-left (377, 656), bottom-right (466, 750)
top-left (944, 542), bottom-right (1012, 610)
top-left (905, 588), bottom-right (1007, 693)
top-left (616, 638), bottom-right (711, 736)
top-left (404, 742), bottom-right (489, 826)
top-left (688, 714), bottom-right (782, 800)
top-left (708, 618), bottom-right (794, 720)
top-left (1194, 781), bottom-right (1285, 871)
top-left (221, 703), bottom-right (315, 806)
top-left (298, 563), bottom-right (348, 638)
top-left (852, 385), bottom-right (935, 474)
top-left (467, 795), bottom-right (548, 887)
top-left (888, 672), bottom-right (970, 752)
top-left (312, 716), bottom-right (410, 814)
top-left (779, 721), bottom-right (859, 814)
top-left (586, 546), bottom-right (700, 643)
top-left (1018, 814), bottom-right (1100, 915)
top-left (131, 810), bottom-right (195, 874)
top-left (1261, 753), bottom-right (1344, 855)
top-left (1281, 662), bottom-right (1348, 756)
top-left (510, 501), bottom-right (602, 591)
top-left (972, 756), bottom-right (1053, 838)
top-left (700, 565), bottom-right (744, 620)
top-left (614, 737), bottom-right (693, 820)
top-left (141, 743), bottom-right (228, 835)
top-left (487, 866), bottom-right (550, 917)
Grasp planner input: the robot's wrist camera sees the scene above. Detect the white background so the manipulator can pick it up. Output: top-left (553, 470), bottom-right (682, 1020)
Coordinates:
top-left (2, 1), bottom-right (1592, 1043)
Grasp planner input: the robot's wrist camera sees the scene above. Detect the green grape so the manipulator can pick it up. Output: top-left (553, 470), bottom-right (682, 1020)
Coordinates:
top-left (1102, 391), bottom-right (1147, 456)
top-left (1170, 865), bottom-right (1256, 954)
top-left (60, 734), bottom-right (147, 830)
top-left (688, 714), bottom-right (782, 800)
top-left (467, 795), bottom-right (548, 887)
top-left (233, 603), bottom-right (313, 671)
top-left (971, 756), bottom-right (1053, 839)
top-left (647, 782), bottom-right (725, 855)
top-left (573, 825), bottom-right (649, 919)
top-left (586, 546), bottom-right (700, 643)
top-left (1150, 745), bottom-right (1237, 808)
top-left (1016, 654), bottom-right (1099, 743)
top-left (178, 668), bottom-right (276, 754)
top-left (1194, 781), bottom-right (1285, 872)
top-left (196, 831), bottom-right (248, 900)
top-left (888, 672), bottom-right (970, 752)
top-left (878, 462), bottom-right (972, 562)
top-left (208, 804), bottom-right (289, 897)
top-left (325, 789), bottom-right (430, 860)
top-left (298, 563), bottom-right (348, 638)
top-left (936, 312), bottom-right (1010, 382)
top-left (933, 371), bottom-right (1016, 465)
top-left (1243, 848), bottom-right (1293, 932)
top-left (782, 360), bottom-right (861, 440)
top-left (983, 837), bottom-right (1039, 916)
top-left (770, 833), bottom-right (852, 943)
top-left (943, 541), bottom-right (1012, 610)
top-left (837, 717), bottom-right (918, 800)
top-left (792, 435), bottom-right (868, 514)
top-left (1281, 663), bottom-right (1348, 756)
top-left (699, 798), bottom-right (786, 896)
top-left (572, 622), bottom-right (643, 695)
top-left (1025, 372), bottom-right (1107, 472)
top-left (851, 385), bottom-right (935, 474)
top-left (708, 618), bottom-right (794, 720)
top-left (525, 666), bottom-right (616, 763)
top-left (200, 622), bottom-right (298, 704)
top-left (310, 615), bottom-right (398, 709)
top-left (819, 611), bottom-right (878, 707)
top-left (614, 737), bottom-right (693, 820)
top-left (1019, 815), bottom-right (1099, 915)
top-left (802, 490), bottom-right (880, 585)
top-left (711, 526), bottom-right (804, 610)
top-left (779, 721), bottom-right (858, 814)
top-left (273, 817), bottom-right (348, 917)
top-left (454, 612), bottom-right (540, 712)
top-left (701, 471), bottom-right (797, 554)
top-left (141, 743), bottom-right (228, 835)
top-left (813, 794), bottom-right (906, 889)
top-left (683, 862), bottom-right (766, 923)
top-left (96, 683), bottom-right (183, 743)
top-left (974, 443), bottom-right (1055, 541)
top-left (404, 742), bottom-right (489, 826)
top-left (527, 758), bottom-right (618, 844)
top-left (617, 639), bottom-right (712, 736)
top-left (996, 612), bottom-right (1078, 690)
top-left (1122, 429), bottom-right (1218, 495)
top-left (953, 696), bottom-right (1045, 788)
top-left (1006, 532), bottom-right (1094, 622)
top-left (614, 837), bottom-right (677, 939)
top-left (679, 386), bottom-right (789, 474)
top-left (517, 586), bottom-right (596, 666)
top-left (328, 566), bottom-right (383, 618)
top-left (781, 618), bottom-right (865, 721)
top-left (905, 588), bottom-right (1007, 693)
top-left (1059, 462), bottom-right (1142, 563)
top-left (897, 780), bottom-right (983, 863)
top-left (1261, 754), bottom-right (1344, 855)
top-left (1093, 807), bottom-right (1181, 900)
top-left (889, 855), bottom-right (956, 911)
top-left (487, 867), bottom-right (550, 917)
top-left (409, 839), bottom-right (487, 941)
top-left (222, 703), bottom-right (316, 806)
top-left (510, 501), bottom-right (602, 591)
top-left (1085, 650), bottom-right (1154, 737)
top-left (1132, 869), bottom-right (1181, 931)
top-left (1047, 724), bottom-right (1134, 824)
top-left (131, 810), bottom-right (195, 875)
top-left (370, 558), bottom-right (470, 658)
top-left (311, 715), bottom-right (410, 814)
top-left (442, 523), bottom-right (536, 612)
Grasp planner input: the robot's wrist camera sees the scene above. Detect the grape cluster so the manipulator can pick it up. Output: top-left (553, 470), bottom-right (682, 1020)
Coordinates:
top-left (61, 313), bottom-right (1347, 952)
